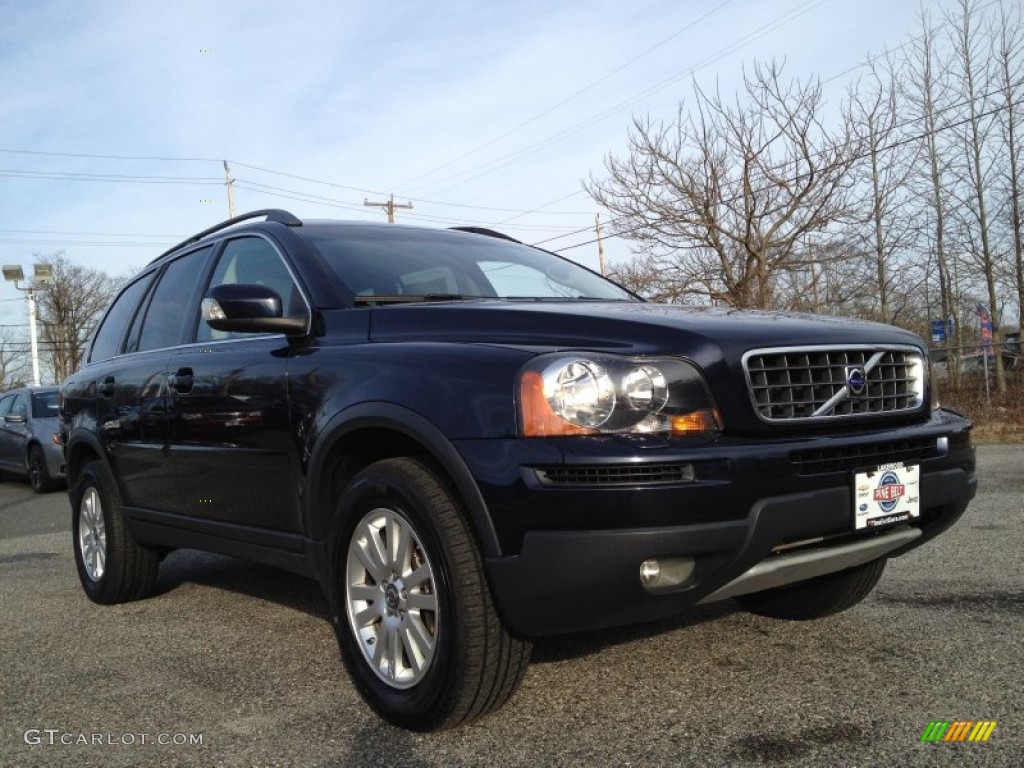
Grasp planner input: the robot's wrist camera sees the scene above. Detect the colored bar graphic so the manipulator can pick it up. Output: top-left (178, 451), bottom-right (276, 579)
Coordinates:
top-left (944, 721), bottom-right (972, 741)
top-left (921, 720), bottom-right (996, 743)
top-left (969, 721), bottom-right (997, 742)
top-left (921, 722), bottom-right (950, 742)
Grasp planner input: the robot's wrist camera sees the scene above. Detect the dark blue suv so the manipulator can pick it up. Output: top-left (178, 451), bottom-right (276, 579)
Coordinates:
top-left (60, 210), bottom-right (976, 730)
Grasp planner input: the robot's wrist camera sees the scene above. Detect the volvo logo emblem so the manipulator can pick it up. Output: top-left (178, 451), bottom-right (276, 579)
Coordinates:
top-left (846, 366), bottom-right (867, 395)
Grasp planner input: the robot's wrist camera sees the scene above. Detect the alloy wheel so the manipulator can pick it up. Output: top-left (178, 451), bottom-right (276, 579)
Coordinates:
top-left (345, 507), bottom-right (439, 689)
top-left (78, 486), bottom-right (107, 581)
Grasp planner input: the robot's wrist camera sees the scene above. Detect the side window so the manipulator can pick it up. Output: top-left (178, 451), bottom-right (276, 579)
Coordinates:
top-left (89, 273), bottom-right (154, 362)
top-left (32, 392), bottom-right (59, 418)
top-left (10, 393), bottom-right (28, 420)
top-left (137, 247), bottom-right (214, 352)
top-left (198, 237), bottom-right (301, 342)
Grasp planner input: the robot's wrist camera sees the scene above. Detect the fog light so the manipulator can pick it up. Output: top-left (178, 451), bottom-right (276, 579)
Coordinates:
top-left (639, 559), bottom-right (661, 586)
top-left (639, 557), bottom-right (696, 592)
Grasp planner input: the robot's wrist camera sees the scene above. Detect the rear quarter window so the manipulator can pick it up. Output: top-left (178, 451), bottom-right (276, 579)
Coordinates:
top-left (89, 273), bottom-right (154, 363)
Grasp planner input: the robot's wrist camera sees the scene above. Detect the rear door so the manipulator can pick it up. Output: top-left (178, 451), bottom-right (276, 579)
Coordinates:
top-left (92, 246), bottom-right (213, 513)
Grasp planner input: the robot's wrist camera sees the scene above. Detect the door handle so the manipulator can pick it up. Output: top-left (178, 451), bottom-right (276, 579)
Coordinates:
top-left (99, 376), bottom-right (115, 397)
top-left (169, 368), bottom-right (194, 394)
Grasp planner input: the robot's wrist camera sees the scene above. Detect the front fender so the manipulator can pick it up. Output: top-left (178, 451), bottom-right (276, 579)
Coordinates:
top-left (304, 402), bottom-right (501, 558)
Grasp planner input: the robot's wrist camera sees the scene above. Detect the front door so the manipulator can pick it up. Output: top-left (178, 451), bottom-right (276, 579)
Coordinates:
top-left (166, 235), bottom-right (306, 533)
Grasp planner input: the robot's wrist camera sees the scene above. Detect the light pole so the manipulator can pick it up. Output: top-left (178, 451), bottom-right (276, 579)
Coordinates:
top-left (3, 263), bottom-right (53, 386)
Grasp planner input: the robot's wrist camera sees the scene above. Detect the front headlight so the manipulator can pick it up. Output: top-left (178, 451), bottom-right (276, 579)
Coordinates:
top-left (519, 354), bottom-right (721, 437)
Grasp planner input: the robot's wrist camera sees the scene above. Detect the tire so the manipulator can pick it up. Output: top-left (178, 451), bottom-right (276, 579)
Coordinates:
top-left (736, 558), bottom-right (887, 620)
top-left (72, 459), bottom-right (160, 605)
top-left (329, 457), bottom-right (531, 731)
top-left (28, 445), bottom-right (56, 493)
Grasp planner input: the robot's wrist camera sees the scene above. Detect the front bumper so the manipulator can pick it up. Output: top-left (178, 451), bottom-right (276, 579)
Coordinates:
top-left (469, 410), bottom-right (976, 636)
top-left (43, 442), bottom-right (66, 480)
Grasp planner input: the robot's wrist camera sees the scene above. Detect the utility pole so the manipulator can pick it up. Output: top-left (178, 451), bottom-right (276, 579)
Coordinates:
top-left (595, 213), bottom-right (607, 275)
top-left (224, 160), bottom-right (237, 219)
top-left (364, 193), bottom-right (412, 223)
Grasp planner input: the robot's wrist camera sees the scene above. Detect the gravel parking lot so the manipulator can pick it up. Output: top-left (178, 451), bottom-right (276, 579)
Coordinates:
top-left (1, 445), bottom-right (1021, 767)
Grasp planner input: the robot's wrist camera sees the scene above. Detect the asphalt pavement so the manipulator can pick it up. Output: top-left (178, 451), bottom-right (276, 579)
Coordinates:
top-left (1, 446), bottom-right (1021, 767)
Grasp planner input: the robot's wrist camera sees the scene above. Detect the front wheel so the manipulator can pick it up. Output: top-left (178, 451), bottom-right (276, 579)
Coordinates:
top-left (28, 445), bottom-right (57, 493)
top-left (330, 457), bottom-right (531, 731)
top-left (736, 558), bottom-right (887, 620)
top-left (72, 460), bottom-right (160, 604)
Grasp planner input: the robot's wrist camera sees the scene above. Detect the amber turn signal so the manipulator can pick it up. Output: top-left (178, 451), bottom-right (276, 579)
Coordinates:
top-left (520, 371), bottom-right (598, 437)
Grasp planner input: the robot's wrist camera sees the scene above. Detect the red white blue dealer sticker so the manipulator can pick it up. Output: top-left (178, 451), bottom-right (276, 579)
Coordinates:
top-left (853, 462), bottom-right (921, 530)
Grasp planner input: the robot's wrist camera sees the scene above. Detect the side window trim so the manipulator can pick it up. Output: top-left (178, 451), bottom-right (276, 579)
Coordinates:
top-left (123, 267), bottom-right (162, 356)
top-left (182, 239), bottom-right (225, 344)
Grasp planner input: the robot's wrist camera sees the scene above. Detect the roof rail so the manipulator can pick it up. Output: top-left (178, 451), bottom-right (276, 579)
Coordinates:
top-left (150, 209), bottom-right (302, 263)
top-left (448, 226), bottom-right (521, 244)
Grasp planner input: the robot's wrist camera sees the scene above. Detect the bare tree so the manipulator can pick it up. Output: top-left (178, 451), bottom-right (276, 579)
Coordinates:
top-left (32, 253), bottom-right (123, 382)
top-left (947, 0), bottom-right (1007, 392)
top-left (0, 328), bottom-right (28, 390)
top-left (772, 238), bottom-right (877, 314)
top-left (587, 60), bottom-right (862, 309)
top-left (845, 55), bottom-right (919, 324)
top-left (994, 0), bottom-right (1024, 336)
top-left (901, 7), bottom-right (964, 383)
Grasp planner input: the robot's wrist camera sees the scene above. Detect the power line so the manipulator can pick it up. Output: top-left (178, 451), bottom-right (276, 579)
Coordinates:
top-left (405, 0), bottom-right (832, 195)
top-left (229, 160), bottom-right (591, 214)
top-left (495, 190), bottom-right (588, 226)
top-left (0, 148), bottom-right (219, 162)
top-left (234, 179), bottom-right (587, 231)
top-left (0, 228), bottom-right (184, 237)
top-left (0, 170), bottom-right (222, 185)
top-left (397, 0), bottom-right (734, 189)
top-left (0, 239), bottom-right (176, 248)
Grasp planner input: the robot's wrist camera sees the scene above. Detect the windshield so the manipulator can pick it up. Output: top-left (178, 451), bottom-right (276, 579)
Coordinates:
top-left (300, 225), bottom-right (636, 303)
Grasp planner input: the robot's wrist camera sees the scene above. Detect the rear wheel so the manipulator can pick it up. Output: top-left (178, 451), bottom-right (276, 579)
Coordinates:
top-left (330, 457), bottom-right (531, 731)
top-left (72, 460), bottom-right (159, 604)
top-left (737, 558), bottom-right (887, 620)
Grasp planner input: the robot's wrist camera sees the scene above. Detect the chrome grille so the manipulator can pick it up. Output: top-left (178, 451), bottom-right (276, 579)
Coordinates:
top-left (743, 346), bottom-right (925, 422)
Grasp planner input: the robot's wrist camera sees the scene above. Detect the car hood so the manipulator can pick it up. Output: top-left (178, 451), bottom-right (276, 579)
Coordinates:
top-left (365, 300), bottom-right (923, 363)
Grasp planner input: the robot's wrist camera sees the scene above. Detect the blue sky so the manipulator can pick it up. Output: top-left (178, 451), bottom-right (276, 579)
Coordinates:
top-left (0, 0), bottom-right (954, 328)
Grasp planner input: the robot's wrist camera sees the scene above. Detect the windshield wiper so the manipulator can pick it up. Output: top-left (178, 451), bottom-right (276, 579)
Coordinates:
top-left (353, 294), bottom-right (477, 306)
top-left (500, 296), bottom-right (634, 302)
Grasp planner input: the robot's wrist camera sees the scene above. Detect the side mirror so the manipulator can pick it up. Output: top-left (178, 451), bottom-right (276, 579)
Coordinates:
top-left (4, 413), bottom-right (25, 424)
top-left (202, 284), bottom-right (307, 335)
